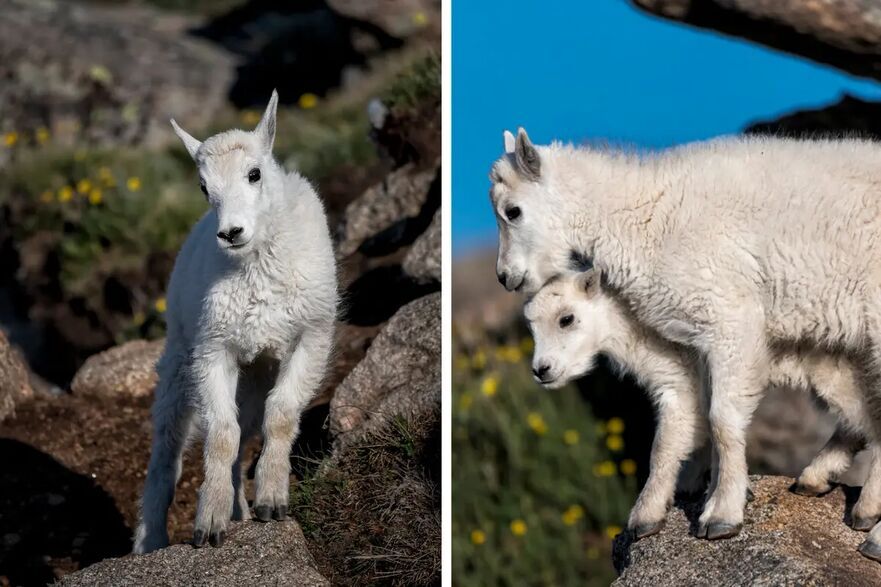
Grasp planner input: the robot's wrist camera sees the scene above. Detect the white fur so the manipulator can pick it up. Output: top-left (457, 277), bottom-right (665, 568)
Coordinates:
top-left (525, 271), bottom-right (873, 535)
top-left (133, 91), bottom-right (337, 554)
top-left (494, 131), bottom-right (881, 541)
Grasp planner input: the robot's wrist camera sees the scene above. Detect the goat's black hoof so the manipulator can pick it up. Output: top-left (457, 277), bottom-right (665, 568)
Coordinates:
top-left (209, 530), bottom-right (226, 547)
top-left (706, 522), bottom-right (742, 540)
top-left (192, 529), bottom-right (208, 548)
top-left (255, 505), bottom-right (273, 522)
top-left (859, 540), bottom-right (881, 562)
top-left (273, 505), bottom-right (288, 521)
top-left (631, 520), bottom-right (664, 540)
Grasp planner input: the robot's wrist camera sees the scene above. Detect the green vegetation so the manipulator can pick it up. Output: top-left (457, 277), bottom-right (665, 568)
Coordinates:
top-left (452, 337), bottom-right (637, 587)
top-left (382, 53), bottom-right (441, 116)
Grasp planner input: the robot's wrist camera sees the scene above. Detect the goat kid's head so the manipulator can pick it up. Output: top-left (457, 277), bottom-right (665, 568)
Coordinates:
top-left (171, 90), bottom-right (282, 256)
top-left (524, 270), bottom-right (609, 389)
top-left (490, 128), bottom-right (570, 295)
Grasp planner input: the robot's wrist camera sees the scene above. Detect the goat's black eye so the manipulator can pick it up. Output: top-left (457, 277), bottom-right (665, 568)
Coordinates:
top-left (505, 206), bottom-right (521, 221)
top-left (248, 168), bottom-right (261, 183)
top-left (200, 181), bottom-right (208, 197)
top-left (559, 314), bottom-right (574, 328)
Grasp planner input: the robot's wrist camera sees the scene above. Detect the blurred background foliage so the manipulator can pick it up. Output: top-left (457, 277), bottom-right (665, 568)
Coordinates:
top-left (452, 330), bottom-right (642, 586)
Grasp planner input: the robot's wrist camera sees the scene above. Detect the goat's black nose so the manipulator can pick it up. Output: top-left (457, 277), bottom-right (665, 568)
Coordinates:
top-left (532, 364), bottom-right (550, 379)
top-left (217, 226), bottom-right (244, 242)
top-left (497, 272), bottom-right (508, 287)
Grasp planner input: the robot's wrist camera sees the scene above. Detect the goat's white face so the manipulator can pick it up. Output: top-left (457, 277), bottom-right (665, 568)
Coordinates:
top-left (171, 90), bottom-right (280, 257)
top-left (524, 270), bottom-right (608, 389)
top-left (491, 129), bottom-right (569, 295)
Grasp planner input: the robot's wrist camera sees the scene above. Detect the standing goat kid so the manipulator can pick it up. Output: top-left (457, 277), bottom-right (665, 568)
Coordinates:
top-left (526, 270), bottom-right (872, 539)
top-left (133, 91), bottom-right (337, 553)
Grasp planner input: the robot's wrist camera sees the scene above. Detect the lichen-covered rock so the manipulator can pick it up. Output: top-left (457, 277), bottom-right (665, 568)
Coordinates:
top-left (330, 293), bottom-right (440, 442)
top-left (326, 0), bottom-right (440, 38)
top-left (403, 208), bottom-right (441, 284)
top-left (0, 330), bottom-right (32, 422)
top-left (336, 163), bottom-right (439, 258)
top-left (70, 339), bottom-right (164, 399)
top-left (58, 521), bottom-right (328, 587)
top-left (613, 475), bottom-right (881, 586)
top-left (0, 0), bottom-right (234, 155)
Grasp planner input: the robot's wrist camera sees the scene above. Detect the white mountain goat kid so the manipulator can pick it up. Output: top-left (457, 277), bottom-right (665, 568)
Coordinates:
top-left (492, 129), bottom-right (881, 560)
top-left (133, 91), bottom-right (337, 553)
top-left (526, 270), bottom-right (873, 539)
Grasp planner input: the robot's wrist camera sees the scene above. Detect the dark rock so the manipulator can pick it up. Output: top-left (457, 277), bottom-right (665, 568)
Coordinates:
top-left (336, 163), bottom-right (439, 258)
top-left (0, 330), bottom-right (32, 422)
top-left (58, 521), bottom-right (328, 587)
top-left (613, 475), bottom-right (881, 586)
top-left (330, 293), bottom-right (440, 442)
top-left (403, 208), bottom-right (441, 284)
top-left (70, 339), bottom-right (164, 399)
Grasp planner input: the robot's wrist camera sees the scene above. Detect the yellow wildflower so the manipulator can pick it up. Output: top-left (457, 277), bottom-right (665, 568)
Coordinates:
top-left (298, 93), bottom-right (318, 109)
top-left (561, 504), bottom-right (584, 526)
top-left (58, 186), bottom-right (74, 202)
top-left (132, 311), bottom-right (146, 326)
top-left (412, 11), bottom-right (428, 27)
top-left (620, 459), bottom-right (637, 476)
top-left (586, 546), bottom-right (600, 559)
top-left (459, 393), bottom-right (473, 411)
top-left (480, 374), bottom-right (498, 397)
top-left (527, 412), bottom-right (547, 436)
top-left (510, 519), bottom-right (527, 536)
top-left (77, 179), bottom-right (92, 194)
top-left (519, 337), bottom-right (534, 355)
top-left (39, 190), bottom-right (54, 203)
top-left (4, 131), bottom-right (18, 147)
top-left (471, 349), bottom-right (486, 371)
top-left (605, 525), bottom-right (623, 540)
top-left (127, 177), bottom-right (142, 191)
top-left (593, 460), bottom-right (616, 477)
top-left (88, 189), bottom-right (103, 205)
top-left (606, 434), bottom-right (624, 452)
top-left (98, 167), bottom-right (115, 186)
top-left (470, 529), bottom-right (486, 545)
top-left (154, 297), bottom-right (167, 313)
top-left (35, 127), bottom-right (50, 145)
top-left (495, 344), bottom-right (522, 363)
top-left (241, 110), bottom-right (261, 126)
top-left (563, 429), bottom-right (579, 445)
top-left (607, 417), bottom-right (625, 434)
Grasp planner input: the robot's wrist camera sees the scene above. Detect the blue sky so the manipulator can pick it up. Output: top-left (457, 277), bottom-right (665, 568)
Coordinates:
top-left (452, 0), bottom-right (881, 256)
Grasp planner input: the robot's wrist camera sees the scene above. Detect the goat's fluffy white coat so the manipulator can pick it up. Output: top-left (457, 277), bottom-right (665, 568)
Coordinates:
top-left (133, 91), bottom-right (337, 553)
top-left (494, 131), bottom-right (881, 547)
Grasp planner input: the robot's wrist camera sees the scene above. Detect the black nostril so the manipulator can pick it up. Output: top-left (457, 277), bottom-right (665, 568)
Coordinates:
top-left (497, 272), bottom-right (507, 287)
top-left (217, 227), bottom-right (244, 242)
top-left (532, 364), bottom-right (550, 379)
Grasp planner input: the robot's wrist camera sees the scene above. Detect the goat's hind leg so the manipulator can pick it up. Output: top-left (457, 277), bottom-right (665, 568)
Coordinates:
top-left (133, 350), bottom-right (193, 554)
top-left (794, 427), bottom-right (864, 497)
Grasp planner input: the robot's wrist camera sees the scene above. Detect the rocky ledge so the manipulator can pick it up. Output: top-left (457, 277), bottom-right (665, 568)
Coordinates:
top-left (613, 475), bottom-right (881, 586)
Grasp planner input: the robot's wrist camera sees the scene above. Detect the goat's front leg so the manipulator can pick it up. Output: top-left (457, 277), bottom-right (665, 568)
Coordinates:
top-left (628, 384), bottom-right (703, 539)
top-left (192, 348), bottom-right (240, 548)
top-left (698, 318), bottom-right (767, 540)
top-left (254, 327), bottom-right (333, 522)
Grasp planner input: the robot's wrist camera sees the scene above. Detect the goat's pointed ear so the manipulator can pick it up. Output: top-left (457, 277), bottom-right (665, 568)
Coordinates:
top-left (503, 130), bottom-right (515, 154)
top-left (578, 269), bottom-right (601, 298)
top-left (170, 119), bottom-right (201, 160)
top-left (515, 127), bottom-right (541, 181)
top-left (255, 89), bottom-right (278, 152)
